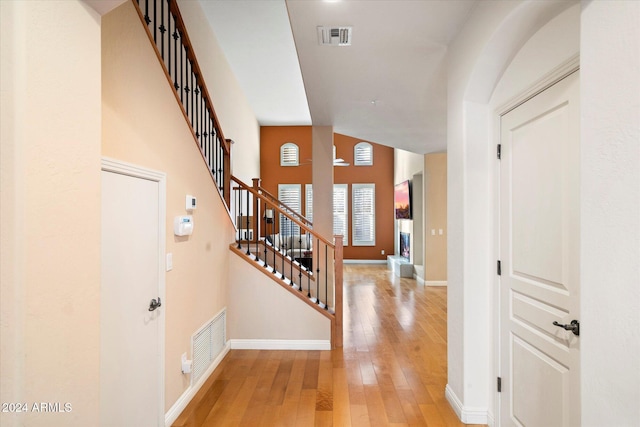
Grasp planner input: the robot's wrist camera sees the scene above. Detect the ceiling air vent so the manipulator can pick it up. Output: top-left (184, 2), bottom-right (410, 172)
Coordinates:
top-left (317, 26), bottom-right (352, 46)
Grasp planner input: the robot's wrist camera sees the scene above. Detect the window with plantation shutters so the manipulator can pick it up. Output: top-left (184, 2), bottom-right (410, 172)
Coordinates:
top-left (277, 184), bottom-right (301, 236)
top-left (333, 184), bottom-right (348, 246)
top-left (280, 143), bottom-right (299, 166)
top-left (354, 142), bottom-right (373, 166)
top-left (305, 184), bottom-right (313, 223)
top-left (352, 184), bottom-right (375, 246)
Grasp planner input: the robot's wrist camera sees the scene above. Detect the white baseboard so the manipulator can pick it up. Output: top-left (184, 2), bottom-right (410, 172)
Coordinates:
top-left (415, 275), bottom-right (425, 285)
top-left (424, 280), bottom-right (447, 287)
top-left (165, 341), bottom-right (231, 427)
top-left (487, 411), bottom-right (495, 427)
top-left (230, 339), bottom-right (330, 350)
top-left (445, 384), bottom-right (490, 425)
top-left (343, 259), bottom-right (387, 264)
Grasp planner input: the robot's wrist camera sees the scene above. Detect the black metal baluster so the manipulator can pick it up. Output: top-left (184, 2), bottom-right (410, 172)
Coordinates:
top-left (290, 232), bottom-right (294, 288)
top-left (276, 223), bottom-right (286, 277)
top-left (215, 139), bottom-right (219, 187)
top-left (254, 198), bottom-right (260, 258)
top-left (153, 0), bottom-right (157, 42)
top-left (324, 244), bottom-right (328, 309)
top-left (298, 230), bottom-right (303, 291)
top-left (211, 131), bottom-right (217, 178)
top-left (236, 192), bottom-right (242, 249)
top-left (206, 122), bottom-right (211, 170)
top-left (199, 89), bottom-right (203, 148)
top-left (245, 188), bottom-right (251, 255)
top-left (190, 68), bottom-right (194, 128)
top-left (204, 110), bottom-right (209, 162)
top-left (199, 90), bottom-right (203, 150)
top-left (183, 51), bottom-right (189, 115)
top-left (213, 135), bottom-right (218, 183)
top-left (173, 25), bottom-right (179, 91)
top-left (209, 119), bottom-right (213, 168)
top-left (176, 35), bottom-right (184, 102)
top-left (211, 119), bottom-right (215, 169)
top-left (219, 144), bottom-right (224, 191)
top-left (194, 84), bottom-right (199, 144)
top-left (264, 211), bottom-right (268, 264)
top-left (313, 239), bottom-right (319, 299)
top-left (159, 0), bottom-right (166, 60)
top-left (166, 2), bottom-right (171, 73)
top-left (144, 0), bottom-right (150, 24)
top-left (316, 242), bottom-right (321, 304)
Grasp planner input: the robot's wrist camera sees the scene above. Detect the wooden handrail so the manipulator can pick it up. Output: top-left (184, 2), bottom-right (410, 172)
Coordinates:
top-left (131, 0), bottom-right (232, 207)
top-left (232, 175), bottom-right (334, 249)
top-left (258, 185), bottom-right (313, 227)
top-left (166, 0), bottom-right (228, 153)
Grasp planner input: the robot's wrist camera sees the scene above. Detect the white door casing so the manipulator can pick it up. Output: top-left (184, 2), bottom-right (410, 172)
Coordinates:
top-left (101, 159), bottom-right (166, 427)
top-left (499, 71), bottom-right (580, 427)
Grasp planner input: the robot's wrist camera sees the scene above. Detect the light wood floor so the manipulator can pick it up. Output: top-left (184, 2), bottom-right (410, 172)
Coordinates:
top-left (172, 264), bottom-right (484, 427)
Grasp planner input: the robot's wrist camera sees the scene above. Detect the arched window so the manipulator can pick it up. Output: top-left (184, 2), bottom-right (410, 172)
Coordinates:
top-left (354, 142), bottom-right (373, 166)
top-left (280, 142), bottom-right (299, 166)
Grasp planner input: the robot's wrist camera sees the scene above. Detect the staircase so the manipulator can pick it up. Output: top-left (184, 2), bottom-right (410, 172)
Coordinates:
top-left (131, 0), bottom-right (343, 348)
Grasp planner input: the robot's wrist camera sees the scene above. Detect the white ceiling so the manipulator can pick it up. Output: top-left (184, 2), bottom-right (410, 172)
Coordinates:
top-left (200, 0), bottom-right (476, 154)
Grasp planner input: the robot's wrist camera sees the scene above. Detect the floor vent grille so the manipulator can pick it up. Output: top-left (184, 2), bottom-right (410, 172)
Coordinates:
top-left (191, 309), bottom-right (226, 385)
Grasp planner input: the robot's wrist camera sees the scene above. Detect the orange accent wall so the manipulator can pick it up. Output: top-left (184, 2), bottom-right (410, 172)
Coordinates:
top-left (260, 127), bottom-right (394, 260)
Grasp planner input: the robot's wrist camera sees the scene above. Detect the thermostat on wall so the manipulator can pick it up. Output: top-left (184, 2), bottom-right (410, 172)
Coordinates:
top-left (174, 215), bottom-right (194, 236)
top-left (186, 195), bottom-right (197, 211)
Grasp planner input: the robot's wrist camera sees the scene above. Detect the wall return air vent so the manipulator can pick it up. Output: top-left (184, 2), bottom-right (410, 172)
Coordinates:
top-left (317, 26), bottom-right (352, 46)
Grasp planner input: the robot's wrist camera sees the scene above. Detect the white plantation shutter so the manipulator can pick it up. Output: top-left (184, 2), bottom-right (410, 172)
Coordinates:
top-left (278, 184), bottom-right (301, 236)
top-left (333, 184), bottom-right (348, 246)
top-left (354, 142), bottom-right (373, 166)
top-left (352, 184), bottom-right (375, 246)
top-left (280, 143), bottom-right (299, 166)
top-left (305, 184), bottom-right (313, 223)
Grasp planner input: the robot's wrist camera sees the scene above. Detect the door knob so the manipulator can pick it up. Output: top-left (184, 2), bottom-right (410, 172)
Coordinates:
top-left (148, 297), bottom-right (162, 312)
top-left (552, 319), bottom-right (579, 336)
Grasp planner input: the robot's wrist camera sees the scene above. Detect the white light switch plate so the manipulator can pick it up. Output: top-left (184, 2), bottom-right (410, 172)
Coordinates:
top-left (166, 253), bottom-right (173, 271)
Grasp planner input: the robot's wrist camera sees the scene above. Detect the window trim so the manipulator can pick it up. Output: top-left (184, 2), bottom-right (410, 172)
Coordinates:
top-left (305, 184), bottom-right (313, 224)
top-left (333, 184), bottom-right (348, 246)
top-left (277, 184), bottom-right (301, 236)
top-left (280, 142), bottom-right (299, 166)
top-left (354, 142), bottom-right (373, 166)
top-left (352, 183), bottom-right (376, 246)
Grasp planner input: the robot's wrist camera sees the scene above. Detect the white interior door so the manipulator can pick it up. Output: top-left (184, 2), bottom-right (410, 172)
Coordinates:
top-left (101, 163), bottom-right (164, 427)
top-left (499, 71), bottom-right (580, 427)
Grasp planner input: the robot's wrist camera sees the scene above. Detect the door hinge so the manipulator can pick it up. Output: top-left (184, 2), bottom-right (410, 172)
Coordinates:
top-left (497, 260), bottom-right (502, 276)
top-left (497, 377), bottom-right (502, 392)
top-left (497, 144), bottom-right (502, 160)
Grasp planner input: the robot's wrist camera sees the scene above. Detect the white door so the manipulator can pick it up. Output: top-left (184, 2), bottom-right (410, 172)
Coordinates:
top-left (499, 71), bottom-right (580, 427)
top-left (101, 164), bottom-right (164, 427)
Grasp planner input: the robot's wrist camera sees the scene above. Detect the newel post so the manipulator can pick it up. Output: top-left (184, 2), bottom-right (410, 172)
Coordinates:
top-left (252, 178), bottom-right (260, 242)
top-left (333, 235), bottom-right (344, 348)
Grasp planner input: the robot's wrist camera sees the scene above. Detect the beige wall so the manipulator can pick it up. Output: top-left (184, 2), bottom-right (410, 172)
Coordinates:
top-left (102, 2), bottom-right (236, 411)
top-left (424, 153), bottom-right (447, 281)
top-left (0, 1), bottom-right (102, 426)
top-left (394, 148), bottom-right (424, 185)
top-left (393, 149), bottom-right (424, 259)
top-left (393, 150), bottom-right (447, 282)
top-left (227, 253), bottom-right (330, 341)
top-left (178, 0), bottom-right (260, 183)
